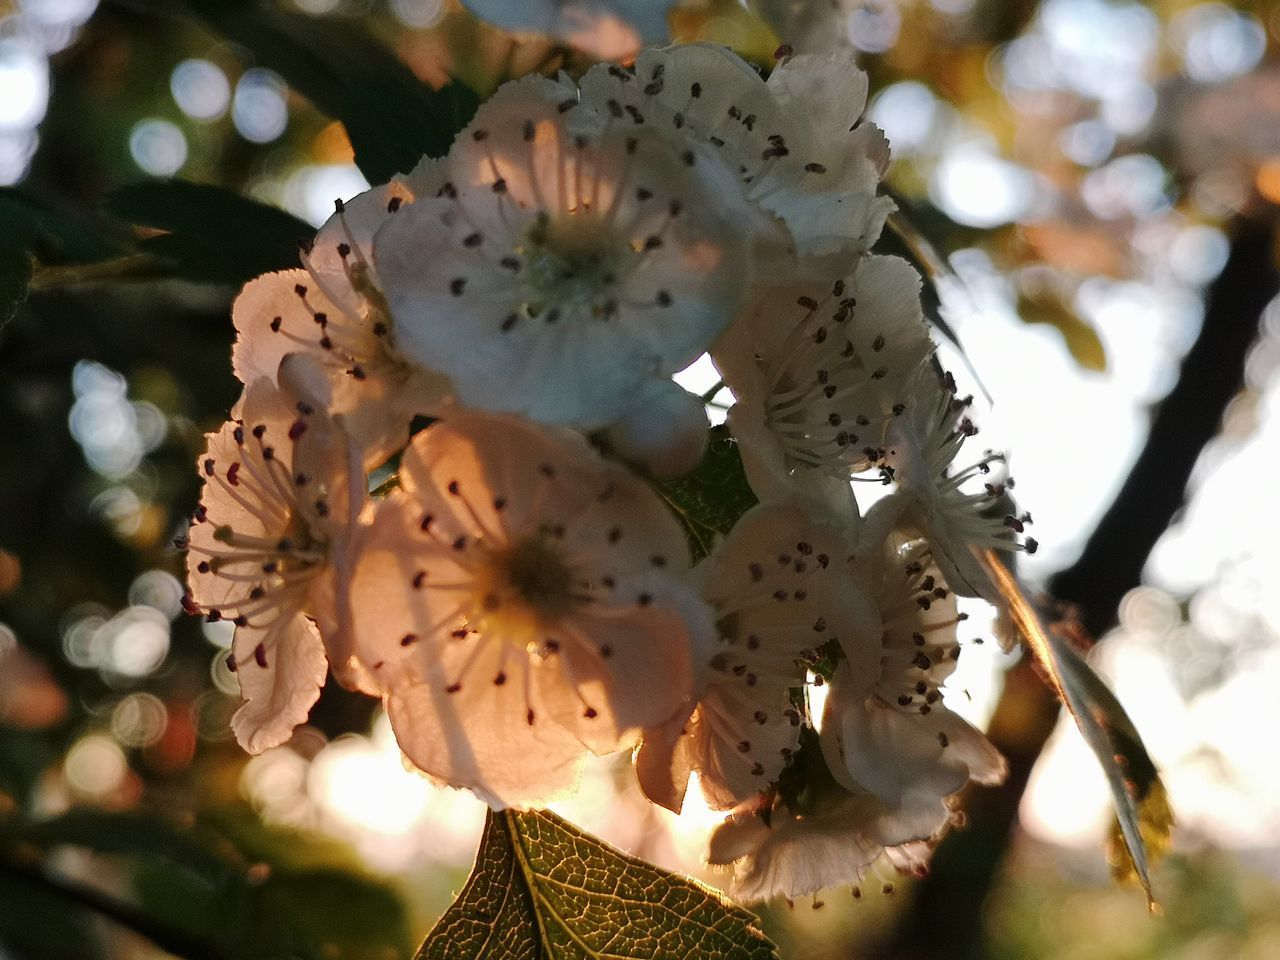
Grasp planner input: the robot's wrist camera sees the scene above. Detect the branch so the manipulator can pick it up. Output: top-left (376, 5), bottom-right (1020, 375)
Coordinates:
top-left (1051, 216), bottom-right (1280, 633)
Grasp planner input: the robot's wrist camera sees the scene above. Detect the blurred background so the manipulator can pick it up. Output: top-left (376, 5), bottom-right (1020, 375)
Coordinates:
top-left (2, 0), bottom-right (1280, 957)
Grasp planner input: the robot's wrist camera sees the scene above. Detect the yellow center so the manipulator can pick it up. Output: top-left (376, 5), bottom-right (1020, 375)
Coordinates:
top-left (470, 536), bottom-right (574, 643)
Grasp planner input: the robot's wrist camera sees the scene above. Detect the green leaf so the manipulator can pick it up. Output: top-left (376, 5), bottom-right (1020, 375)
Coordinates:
top-left (0, 188), bottom-right (122, 264)
top-left (983, 553), bottom-right (1169, 910)
top-left (189, 0), bottom-right (478, 183)
top-left (419, 809), bottom-right (779, 960)
top-left (0, 188), bottom-right (123, 321)
top-left (653, 425), bottom-right (758, 563)
top-left (0, 871), bottom-right (106, 960)
top-left (8, 807), bottom-right (412, 960)
top-left (11, 809), bottom-right (240, 886)
top-left (104, 179), bottom-right (312, 286)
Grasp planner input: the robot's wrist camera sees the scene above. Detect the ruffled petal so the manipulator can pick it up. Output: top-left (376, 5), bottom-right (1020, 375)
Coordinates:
top-left (229, 612), bottom-right (328, 754)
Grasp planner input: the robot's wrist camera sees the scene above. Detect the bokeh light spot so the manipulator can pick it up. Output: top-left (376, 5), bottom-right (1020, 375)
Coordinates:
top-left (233, 68), bottom-right (289, 144)
top-left (170, 58), bottom-right (231, 121)
top-left (128, 118), bottom-right (188, 176)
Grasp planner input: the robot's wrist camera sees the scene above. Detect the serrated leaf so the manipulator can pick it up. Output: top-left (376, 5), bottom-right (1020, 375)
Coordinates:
top-left (653, 425), bottom-right (758, 563)
top-left (418, 809), bottom-right (780, 960)
top-left (982, 552), bottom-right (1170, 910)
top-left (188, 0), bottom-right (478, 183)
top-left (104, 180), bottom-right (312, 285)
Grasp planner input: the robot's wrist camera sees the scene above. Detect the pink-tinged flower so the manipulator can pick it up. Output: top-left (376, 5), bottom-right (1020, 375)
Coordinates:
top-left (579, 43), bottom-right (894, 261)
top-left (820, 534), bottom-right (1006, 839)
top-left (347, 409), bottom-right (713, 809)
top-left (713, 255), bottom-right (933, 503)
top-left (232, 159), bottom-right (450, 467)
top-left (372, 74), bottom-right (747, 434)
top-left (183, 357), bottom-right (368, 753)
top-left (636, 502), bottom-right (876, 812)
top-left (880, 375), bottom-right (1038, 601)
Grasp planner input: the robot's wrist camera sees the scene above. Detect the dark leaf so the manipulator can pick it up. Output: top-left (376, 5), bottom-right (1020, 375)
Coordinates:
top-left (104, 179), bottom-right (312, 286)
top-left (188, 0), bottom-right (478, 183)
top-left (11, 809), bottom-right (241, 886)
top-left (653, 425), bottom-right (758, 563)
top-left (0, 871), bottom-right (106, 960)
top-left (419, 808), bottom-right (779, 960)
top-left (0, 189), bottom-right (122, 264)
top-left (983, 552), bottom-right (1169, 909)
top-left (0, 188), bottom-right (123, 324)
top-left (8, 807), bottom-right (413, 960)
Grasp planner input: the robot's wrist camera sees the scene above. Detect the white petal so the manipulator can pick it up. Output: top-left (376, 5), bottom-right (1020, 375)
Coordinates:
top-left (376, 76), bottom-right (747, 429)
top-left (303, 181), bottom-right (417, 320)
top-left (710, 800), bottom-right (885, 903)
top-left (230, 270), bottom-right (430, 466)
top-left (229, 613), bottom-right (328, 754)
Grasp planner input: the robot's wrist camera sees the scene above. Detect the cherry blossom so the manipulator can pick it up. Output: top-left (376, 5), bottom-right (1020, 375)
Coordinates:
top-left (347, 408), bottom-right (712, 809)
top-left (373, 74), bottom-right (748, 433)
top-left (881, 374), bottom-right (1038, 600)
top-left (707, 782), bottom-right (935, 903)
top-left (820, 533), bottom-right (1006, 839)
top-left (636, 501), bottom-right (876, 812)
top-left (579, 43), bottom-right (893, 261)
top-left (182, 357), bottom-right (367, 753)
top-left (714, 255), bottom-right (933, 503)
top-left (232, 158), bottom-right (450, 466)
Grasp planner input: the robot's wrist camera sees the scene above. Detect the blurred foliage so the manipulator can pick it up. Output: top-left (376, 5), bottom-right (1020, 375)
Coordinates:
top-left (654, 425), bottom-right (759, 564)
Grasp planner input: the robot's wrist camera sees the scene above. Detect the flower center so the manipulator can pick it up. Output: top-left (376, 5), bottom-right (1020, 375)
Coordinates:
top-left (469, 535), bottom-right (575, 642)
top-left (519, 212), bottom-right (619, 318)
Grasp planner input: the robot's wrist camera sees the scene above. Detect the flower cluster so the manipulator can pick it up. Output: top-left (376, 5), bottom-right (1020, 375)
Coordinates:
top-left (182, 43), bottom-right (1035, 902)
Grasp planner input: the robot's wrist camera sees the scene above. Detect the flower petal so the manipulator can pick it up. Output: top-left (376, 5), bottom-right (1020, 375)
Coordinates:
top-left (229, 612), bottom-right (328, 754)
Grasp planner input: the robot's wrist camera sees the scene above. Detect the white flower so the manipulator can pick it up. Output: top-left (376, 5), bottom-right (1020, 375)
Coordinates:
top-left (346, 408), bottom-right (713, 809)
top-left (880, 375), bottom-right (1037, 600)
top-left (707, 784), bottom-right (934, 903)
top-left (373, 74), bottom-right (748, 433)
top-left (579, 43), bottom-right (894, 261)
top-left (232, 159), bottom-right (450, 466)
top-left (713, 255), bottom-right (933, 503)
top-left (636, 502), bottom-right (876, 812)
top-left (182, 356), bottom-right (367, 753)
top-left (461, 0), bottom-right (673, 60)
top-left (302, 158), bottom-right (446, 322)
top-left (820, 534), bottom-right (1006, 838)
